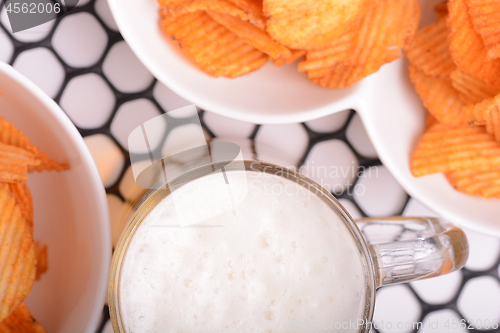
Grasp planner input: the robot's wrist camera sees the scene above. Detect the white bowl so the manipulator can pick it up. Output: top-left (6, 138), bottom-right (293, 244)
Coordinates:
top-left (108, 0), bottom-right (500, 236)
top-left (0, 62), bottom-right (111, 332)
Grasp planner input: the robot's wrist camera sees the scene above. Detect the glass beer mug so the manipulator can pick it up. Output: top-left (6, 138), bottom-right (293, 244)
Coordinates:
top-left (109, 107), bottom-right (468, 333)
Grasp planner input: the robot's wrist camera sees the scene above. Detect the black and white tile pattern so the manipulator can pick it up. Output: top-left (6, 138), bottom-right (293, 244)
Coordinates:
top-left (1, 1), bottom-right (500, 332)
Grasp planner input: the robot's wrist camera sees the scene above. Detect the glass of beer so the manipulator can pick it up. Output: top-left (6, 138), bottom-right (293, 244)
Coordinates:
top-left (108, 155), bottom-right (468, 333)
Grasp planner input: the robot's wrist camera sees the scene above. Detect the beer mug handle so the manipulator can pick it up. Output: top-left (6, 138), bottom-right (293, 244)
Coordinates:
top-left (355, 217), bottom-right (469, 288)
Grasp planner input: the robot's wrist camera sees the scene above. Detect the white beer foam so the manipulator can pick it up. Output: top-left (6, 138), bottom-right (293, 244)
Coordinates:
top-left (120, 171), bottom-right (366, 332)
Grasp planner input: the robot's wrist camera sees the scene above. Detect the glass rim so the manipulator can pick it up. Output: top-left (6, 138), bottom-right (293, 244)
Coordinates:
top-left (109, 160), bottom-right (377, 333)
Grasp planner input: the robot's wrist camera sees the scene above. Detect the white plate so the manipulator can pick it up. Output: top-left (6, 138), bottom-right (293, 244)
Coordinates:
top-left (0, 62), bottom-right (111, 332)
top-left (108, 0), bottom-right (500, 236)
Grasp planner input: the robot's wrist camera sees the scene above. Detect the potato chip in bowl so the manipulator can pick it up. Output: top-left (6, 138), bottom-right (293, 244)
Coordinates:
top-left (0, 62), bottom-right (110, 332)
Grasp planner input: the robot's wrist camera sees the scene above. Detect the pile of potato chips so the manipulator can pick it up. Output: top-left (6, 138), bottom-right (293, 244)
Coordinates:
top-left (158, 0), bottom-right (421, 88)
top-left (408, 0), bottom-right (500, 199)
top-left (0, 117), bottom-right (69, 332)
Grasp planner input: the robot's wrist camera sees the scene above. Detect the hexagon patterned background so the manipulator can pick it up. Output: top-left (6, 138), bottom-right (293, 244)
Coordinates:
top-left (1, 0), bottom-right (500, 332)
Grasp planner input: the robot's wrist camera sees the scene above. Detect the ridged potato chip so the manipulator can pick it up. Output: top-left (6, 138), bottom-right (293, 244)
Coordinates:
top-left (166, 0), bottom-right (266, 30)
top-left (0, 143), bottom-right (36, 162)
top-left (308, 62), bottom-right (352, 89)
top-left (0, 185), bottom-right (36, 321)
top-left (463, 91), bottom-right (499, 124)
top-left (206, 10), bottom-right (291, 60)
top-left (297, 29), bottom-right (357, 73)
top-left (0, 118), bottom-right (69, 173)
top-left (298, 0), bottom-right (420, 88)
top-left (463, 93), bottom-right (500, 141)
top-left (0, 143), bottom-right (39, 184)
top-left (7, 184), bottom-right (33, 235)
top-left (448, 0), bottom-right (500, 88)
top-left (0, 119), bottom-right (32, 154)
top-left (405, 17), bottom-right (455, 79)
top-left (161, 11), bottom-right (268, 78)
top-left (411, 123), bottom-right (500, 177)
top-left (450, 69), bottom-right (500, 105)
top-left (28, 152), bottom-right (69, 173)
top-left (0, 303), bottom-right (46, 333)
top-left (409, 66), bottom-right (465, 126)
top-left (464, 0), bottom-right (500, 60)
top-left (446, 168), bottom-right (500, 198)
top-left (271, 49), bottom-right (306, 67)
top-left (264, 0), bottom-right (374, 50)
top-left (0, 165), bottom-right (28, 184)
